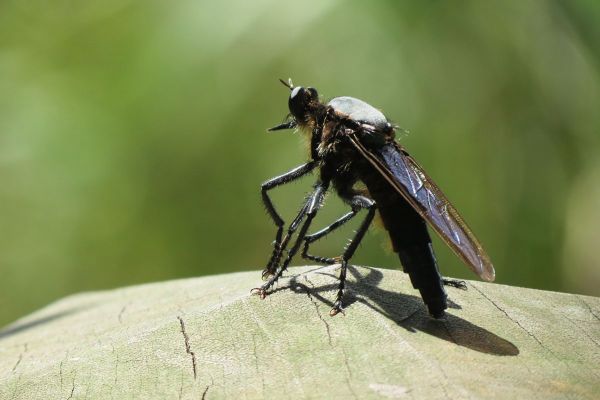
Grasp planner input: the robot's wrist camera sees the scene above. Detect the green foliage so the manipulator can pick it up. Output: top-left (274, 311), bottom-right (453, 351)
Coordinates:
top-left (1, 0), bottom-right (599, 326)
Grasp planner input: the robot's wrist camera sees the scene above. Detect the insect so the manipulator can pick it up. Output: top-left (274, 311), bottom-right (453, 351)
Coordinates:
top-left (252, 79), bottom-right (495, 318)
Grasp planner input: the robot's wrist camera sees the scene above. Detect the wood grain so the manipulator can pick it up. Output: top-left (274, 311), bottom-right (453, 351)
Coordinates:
top-left (0, 265), bottom-right (598, 399)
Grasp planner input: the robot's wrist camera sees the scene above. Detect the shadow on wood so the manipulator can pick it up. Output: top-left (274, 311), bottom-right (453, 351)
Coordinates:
top-left (285, 266), bottom-right (519, 356)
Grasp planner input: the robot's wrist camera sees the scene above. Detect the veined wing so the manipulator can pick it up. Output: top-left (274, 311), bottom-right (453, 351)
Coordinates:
top-left (348, 135), bottom-right (495, 282)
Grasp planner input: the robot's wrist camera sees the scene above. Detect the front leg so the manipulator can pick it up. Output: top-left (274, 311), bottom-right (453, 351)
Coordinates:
top-left (253, 181), bottom-right (328, 297)
top-left (261, 161), bottom-right (316, 278)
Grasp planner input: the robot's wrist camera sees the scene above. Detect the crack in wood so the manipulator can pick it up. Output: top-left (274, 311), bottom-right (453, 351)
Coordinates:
top-left (304, 276), bottom-right (333, 346)
top-left (118, 305), bottom-right (127, 324)
top-left (178, 371), bottom-right (184, 400)
top-left (577, 296), bottom-right (600, 323)
top-left (470, 283), bottom-right (565, 365)
top-left (11, 343), bottom-right (27, 373)
top-left (177, 316), bottom-right (197, 380)
top-left (201, 384), bottom-right (210, 400)
top-left (67, 374), bottom-right (76, 400)
top-left (340, 348), bottom-right (358, 399)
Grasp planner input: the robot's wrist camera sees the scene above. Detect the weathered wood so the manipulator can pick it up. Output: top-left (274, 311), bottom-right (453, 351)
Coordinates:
top-left (0, 265), bottom-right (598, 399)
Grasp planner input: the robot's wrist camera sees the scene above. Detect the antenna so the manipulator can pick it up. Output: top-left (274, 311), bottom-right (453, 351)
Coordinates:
top-left (278, 78), bottom-right (294, 90)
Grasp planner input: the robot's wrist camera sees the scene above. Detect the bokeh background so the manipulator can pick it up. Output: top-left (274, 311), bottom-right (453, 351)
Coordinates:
top-left (1, 0), bottom-right (599, 327)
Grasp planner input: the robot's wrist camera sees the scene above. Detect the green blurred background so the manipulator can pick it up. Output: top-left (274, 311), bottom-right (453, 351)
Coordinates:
top-left (1, 0), bottom-right (599, 327)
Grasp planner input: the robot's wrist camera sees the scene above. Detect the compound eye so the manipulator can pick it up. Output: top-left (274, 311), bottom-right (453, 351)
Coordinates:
top-left (289, 86), bottom-right (308, 120)
top-left (290, 86), bottom-right (303, 101)
top-left (307, 87), bottom-right (318, 100)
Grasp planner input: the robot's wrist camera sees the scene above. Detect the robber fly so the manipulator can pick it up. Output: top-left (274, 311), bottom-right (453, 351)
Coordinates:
top-left (252, 79), bottom-right (495, 318)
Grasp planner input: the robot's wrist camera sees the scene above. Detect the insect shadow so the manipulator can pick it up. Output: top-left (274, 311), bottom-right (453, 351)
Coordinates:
top-left (281, 265), bottom-right (519, 357)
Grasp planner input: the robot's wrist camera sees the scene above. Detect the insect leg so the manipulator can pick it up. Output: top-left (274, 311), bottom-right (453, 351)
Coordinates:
top-left (300, 195), bottom-right (373, 264)
top-left (254, 181), bottom-right (328, 296)
top-left (442, 279), bottom-right (468, 290)
top-left (330, 196), bottom-right (376, 316)
top-left (261, 161), bottom-right (317, 279)
top-left (264, 199), bottom-right (309, 279)
top-left (300, 210), bottom-right (356, 264)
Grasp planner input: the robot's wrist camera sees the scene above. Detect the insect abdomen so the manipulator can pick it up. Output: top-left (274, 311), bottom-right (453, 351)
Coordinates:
top-left (358, 159), bottom-right (448, 318)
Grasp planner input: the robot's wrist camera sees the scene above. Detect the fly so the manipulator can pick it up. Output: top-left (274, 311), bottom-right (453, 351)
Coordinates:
top-left (252, 79), bottom-right (495, 318)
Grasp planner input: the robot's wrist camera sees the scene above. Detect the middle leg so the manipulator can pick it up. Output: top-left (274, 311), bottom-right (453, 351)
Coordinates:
top-left (301, 195), bottom-right (376, 315)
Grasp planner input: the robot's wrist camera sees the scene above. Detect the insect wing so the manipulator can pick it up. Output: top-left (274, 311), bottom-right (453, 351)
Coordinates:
top-left (349, 136), bottom-right (495, 282)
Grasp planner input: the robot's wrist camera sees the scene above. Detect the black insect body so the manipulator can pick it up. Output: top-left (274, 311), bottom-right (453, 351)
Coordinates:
top-left (253, 80), bottom-right (495, 318)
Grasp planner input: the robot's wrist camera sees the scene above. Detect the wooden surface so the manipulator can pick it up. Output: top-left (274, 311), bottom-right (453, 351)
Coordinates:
top-left (0, 265), bottom-right (599, 399)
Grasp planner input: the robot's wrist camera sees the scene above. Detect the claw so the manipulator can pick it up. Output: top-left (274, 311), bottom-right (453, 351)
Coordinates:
top-left (442, 279), bottom-right (468, 290)
top-left (251, 287), bottom-right (268, 299)
top-left (329, 301), bottom-right (345, 316)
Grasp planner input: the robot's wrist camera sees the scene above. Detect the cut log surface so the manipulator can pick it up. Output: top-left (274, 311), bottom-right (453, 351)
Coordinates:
top-left (0, 265), bottom-right (599, 399)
